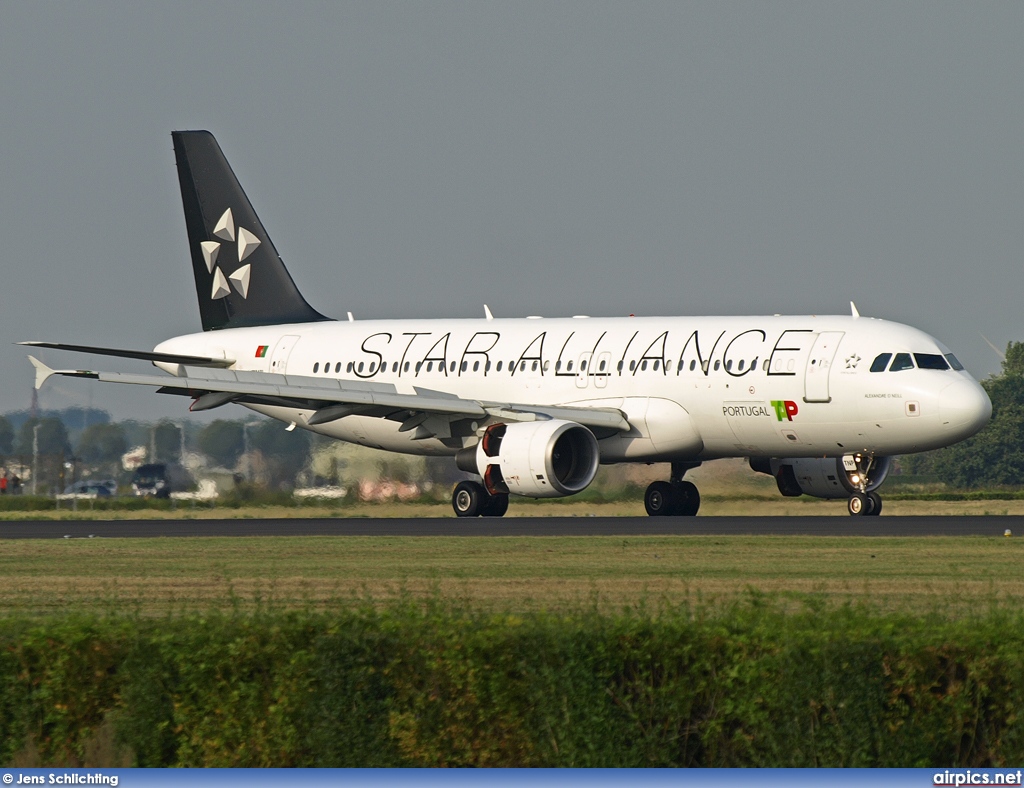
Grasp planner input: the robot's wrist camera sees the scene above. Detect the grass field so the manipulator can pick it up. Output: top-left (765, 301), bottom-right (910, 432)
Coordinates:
top-left (2, 533), bottom-right (1022, 616)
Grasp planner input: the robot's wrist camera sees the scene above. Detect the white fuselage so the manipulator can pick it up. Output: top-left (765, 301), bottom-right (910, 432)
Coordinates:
top-left (156, 314), bottom-right (991, 463)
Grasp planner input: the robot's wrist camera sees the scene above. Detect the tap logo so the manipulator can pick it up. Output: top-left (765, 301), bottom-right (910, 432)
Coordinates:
top-left (771, 400), bottom-right (799, 421)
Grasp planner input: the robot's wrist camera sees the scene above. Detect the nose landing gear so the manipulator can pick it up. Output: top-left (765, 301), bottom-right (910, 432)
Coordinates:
top-left (847, 490), bottom-right (882, 516)
top-left (845, 455), bottom-right (883, 516)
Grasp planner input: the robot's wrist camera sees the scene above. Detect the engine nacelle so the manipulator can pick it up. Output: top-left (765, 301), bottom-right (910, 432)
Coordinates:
top-left (457, 420), bottom-right (600, 498)
top-left (750, 456), bottom-right (892, 499)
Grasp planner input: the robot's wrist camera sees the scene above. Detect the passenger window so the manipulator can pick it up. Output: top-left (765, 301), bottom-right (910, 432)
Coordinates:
top-left (496, 361), bottom-right (503, 372)
top-left (567, 361), bottom-right (574, 372)
top-left (617, 361), bottom-right (623, 372)
top-left (641, 360), bottom-right (647, 371)
top-left (889, 353), bottom-right (914, 372)
top-left (599, 359), bottom-right (607, 371)
top-left (677, 360), bottom-right (683, 372)
top-left (415, 362), bottom-right (422, 372)
top-left (461, 361), bottom-right (467, 372)
top-left (737, 360), bottom-right (745, 372)
top-left (869, 353), bottom-right (891, 373)
top-left (690, 360), bottom-right (697, 371)
top-left (629, 361), bottom-right (636, 371)
top-left (714, 360), bottom-right (720, 371)
top-left (532, 360), bottom-right (539, 372)
top-left (945, 354), bottom-right (965, 371)
top-left (725, 360), bottom-right (732, 372)
top-left (473, 361), bottom-right (480, 372)
top-left (521, 361), bottom-right (527, 371)
top-left (581, 360), bottom-right (587, 371)
top-left (313, 363), bottom-right (319, 373)
top-left (392, 362), bottom-right (398, 373)
top-left (426, 362), bottom-right (433, 372)
top-left (450, 361), bottom-right (457, 372)
top-left (347, 362), bottom-right (354, 373)
top-left (915, 353), bottom-right (950, 370)
top-left (653, 359), bottom-right (660, 371)
top-left (404, 362), bottom-right (410, 372)
top-left (357, 362), bottom-right (364, 373)
top-left (555, 361), bottom-right (562, 372)
top-left (369, 363), bottom-right (376, 374)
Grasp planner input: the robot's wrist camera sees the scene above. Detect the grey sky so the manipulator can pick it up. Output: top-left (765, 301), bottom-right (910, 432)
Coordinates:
top-left (1, 2), bottom-right (1022, 420)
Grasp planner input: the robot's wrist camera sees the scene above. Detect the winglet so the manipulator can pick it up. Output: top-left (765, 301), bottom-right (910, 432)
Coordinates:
top-left (484, 305), bottom-right (494, 321)
top-left (27, 356), bottom-right (55, 390)
top-left (850, 301), bottom-right (860, 318)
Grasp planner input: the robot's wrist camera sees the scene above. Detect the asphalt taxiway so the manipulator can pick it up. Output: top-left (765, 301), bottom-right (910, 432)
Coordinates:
top-left (0, 516), bottom-right (1020, 539)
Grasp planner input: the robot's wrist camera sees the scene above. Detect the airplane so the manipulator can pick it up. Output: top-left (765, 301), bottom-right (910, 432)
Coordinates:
top-left (23, 131), bottom-right (992, 517)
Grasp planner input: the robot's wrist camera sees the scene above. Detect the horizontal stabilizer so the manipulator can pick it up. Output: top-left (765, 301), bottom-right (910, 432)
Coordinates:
top-left (18, 341), bottom-right (235, 368)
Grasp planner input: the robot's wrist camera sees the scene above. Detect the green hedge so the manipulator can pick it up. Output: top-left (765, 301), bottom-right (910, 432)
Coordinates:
top-left (2, 602), bottom-right (1023, 767)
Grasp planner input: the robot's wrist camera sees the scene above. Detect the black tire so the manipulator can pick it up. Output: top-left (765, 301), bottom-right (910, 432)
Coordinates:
top-left (452, 481), bottom-right (486, 517)
top-left (645, 481), bottom-right (678, 517)
top-left (848, 492), bottom-right (869, 516)
top-left (866, 491), bottom-right (882, 516)
top-left (673, 480), bottom-right (701, 516)
top-left (482, 493), bottom-right (509, 517)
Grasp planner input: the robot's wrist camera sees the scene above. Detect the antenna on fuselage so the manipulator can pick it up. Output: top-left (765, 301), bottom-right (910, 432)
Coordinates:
top-left (850, 301), bottom-right (860, 318)
top-left (484, 305), bottom-right (494, 321)
top-left (347, 312), bottom-right (355, 322)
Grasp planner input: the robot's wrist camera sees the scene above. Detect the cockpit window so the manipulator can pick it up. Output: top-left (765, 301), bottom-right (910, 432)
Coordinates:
top-left (870, 353), bottom-right (892, 372)
top-left (889, 353), bottom-right (914, 372)
top-left (945, 353), bottom-right (965, 371)
top-left (914, 353), bottom-right (950, 370)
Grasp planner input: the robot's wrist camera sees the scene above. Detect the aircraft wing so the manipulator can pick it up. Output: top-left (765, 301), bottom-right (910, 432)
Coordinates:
top-left (27, 356), bottom-right (629, 434)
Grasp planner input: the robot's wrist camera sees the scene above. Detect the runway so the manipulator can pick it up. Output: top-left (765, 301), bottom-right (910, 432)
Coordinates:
top-left (0, 516), bottom-right (1020, 539)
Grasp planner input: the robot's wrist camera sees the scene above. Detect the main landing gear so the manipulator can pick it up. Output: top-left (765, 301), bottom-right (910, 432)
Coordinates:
top-left (644, 461), bottom-right (701, 517)
top-left (452, 480), bottom-right (509, 517)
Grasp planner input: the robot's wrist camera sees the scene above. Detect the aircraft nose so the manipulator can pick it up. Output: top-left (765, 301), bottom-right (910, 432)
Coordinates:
top-left (938, 378), bottom-right (991, 441)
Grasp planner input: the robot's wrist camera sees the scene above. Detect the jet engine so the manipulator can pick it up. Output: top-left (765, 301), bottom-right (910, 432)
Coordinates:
top-left (457, 420), bottom-right (600, 498)
top-left (749, 456), bottom-right (892, 499)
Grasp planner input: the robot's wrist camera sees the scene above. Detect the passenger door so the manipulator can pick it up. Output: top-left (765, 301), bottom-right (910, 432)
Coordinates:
top-left (804, 331), bottom-right (844, 403)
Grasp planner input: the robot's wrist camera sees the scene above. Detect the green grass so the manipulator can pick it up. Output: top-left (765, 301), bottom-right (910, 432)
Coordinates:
top-left (1, 534), bottom-right (1022, 616)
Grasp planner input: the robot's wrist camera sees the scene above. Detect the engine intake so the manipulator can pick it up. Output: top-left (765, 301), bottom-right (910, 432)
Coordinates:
top-left (457, 420), bottom-right (600, 498)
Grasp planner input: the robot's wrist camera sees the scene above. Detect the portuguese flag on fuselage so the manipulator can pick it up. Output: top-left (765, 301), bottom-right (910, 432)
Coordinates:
top-left (256, 345), bottom-right (269, 358)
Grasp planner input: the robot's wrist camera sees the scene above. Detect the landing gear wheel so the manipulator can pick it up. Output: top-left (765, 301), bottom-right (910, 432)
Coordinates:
top-left (481, 493), bottom-right (509, 517)
top-left (453, 481), bottom-right (486, 517)
top-left (848, 492), bottom-right (870, 516)
top-left (645, 481), bottom-right (678, 517)
top-left (673, 480), bottom-right (701, 516)
top-left (866, 491), bottom-right (882, 517)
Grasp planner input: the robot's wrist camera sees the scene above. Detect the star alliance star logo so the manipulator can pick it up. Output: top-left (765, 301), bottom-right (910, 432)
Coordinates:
top-left (845, 354), bottom-right (861, 369)
top-left (200, 208), bottom-right (261, 300)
